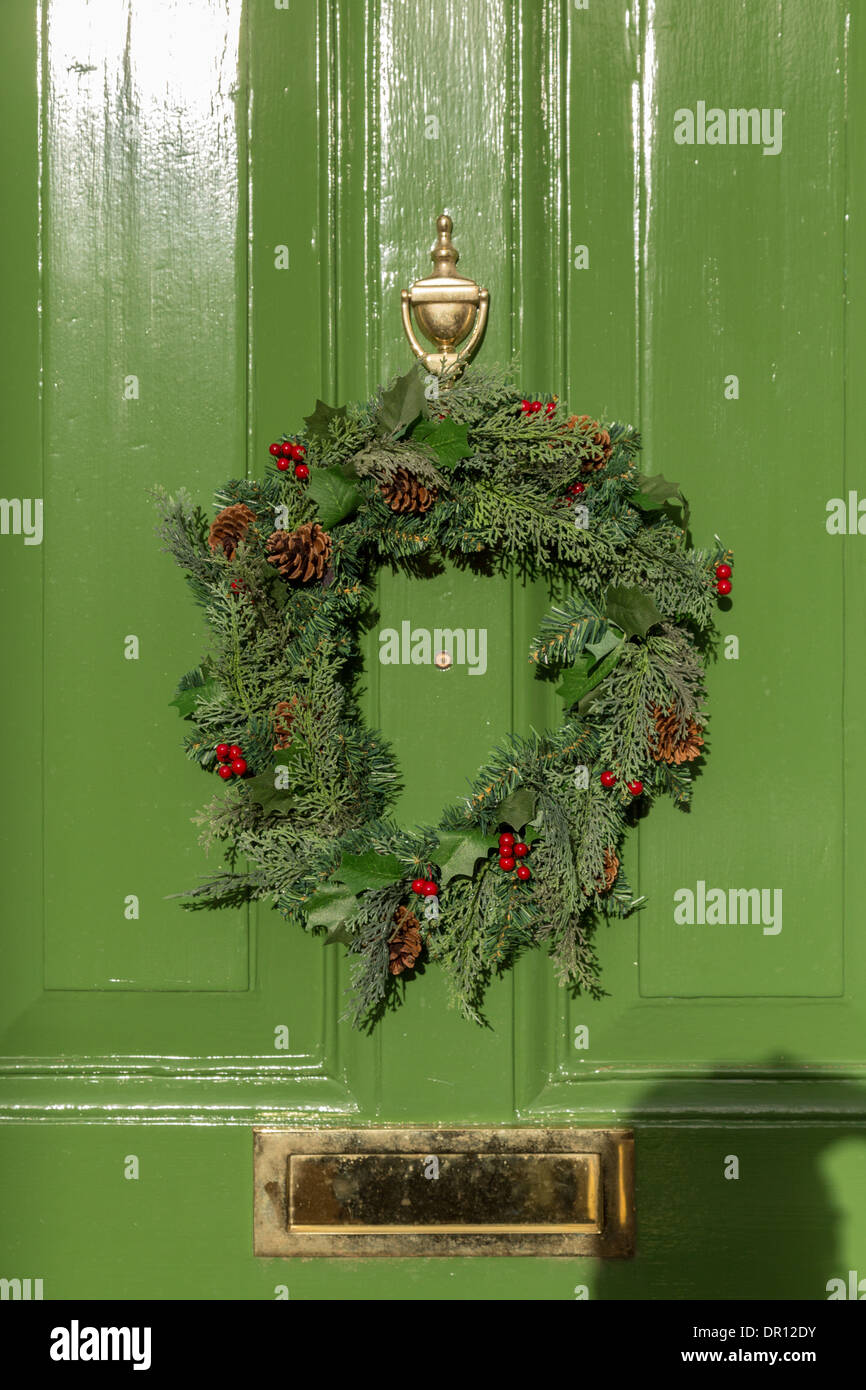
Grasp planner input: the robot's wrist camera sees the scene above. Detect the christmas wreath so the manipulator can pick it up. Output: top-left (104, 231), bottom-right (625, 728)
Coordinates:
top-left (154, 363), bottom-right (732, 1028)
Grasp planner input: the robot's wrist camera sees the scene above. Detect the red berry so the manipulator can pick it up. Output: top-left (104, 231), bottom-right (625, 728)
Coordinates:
top-left (411, 878), bottom-right (426, 895)
top-left (292, 444), bottom-right (306, 461)
top-left (530, 400), bottom-right (543, 413)
top-left (516, 864), bottom-right (531, 881)
top-left (276, 457), bottom-right (290, 472)
top-left (294, 463), bottom-right (309, 481)
top-left (215, 743), bottom-right (230, 761)
top-left (513, 842), bottom-right (529, 858)
top-left (545, 401), bottom-right (556, 416)
top-left (269, 442), bottom-right (282, 457)
top-left (716, 578), bottom-right (732, 596)
top-left (627, 779), bottom-right (643, 797)
top-left (228, 745), bottom-right (243, 760)
top-left (568, 482), bottom-right (585, 496)
top-left (715, 563), bottom-right (732, 580)
top-left (280, 442), bottom-right (294, 457)
top-left (499, 856), bottom-right (516, 872)
top-left (600, 770), bottom-right (616, 788)
top-left (520, 399), bottom-right (532, 415)
top-left (231, 757), bottom-right (247, 776)
top-left (499, 832), bottom-right (515, 848)
top-left (218, 764), bottom-right (233, 780)
top-left (423, 881), bottom-right (438, 897)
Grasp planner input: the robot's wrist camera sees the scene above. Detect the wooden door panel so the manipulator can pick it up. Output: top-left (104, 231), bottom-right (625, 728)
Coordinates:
top-left (0, 0), bottom-right (348, 1102)
top-left (635, 0), bottom-right (847, 1001)
top-left (41, 0), bottom-right (251, 990)
top-left (512, 0), bottom-right (865, 1105)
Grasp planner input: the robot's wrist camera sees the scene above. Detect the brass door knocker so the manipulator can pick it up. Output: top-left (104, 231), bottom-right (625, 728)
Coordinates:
top-left (401, 212), bottom-right (489, 381)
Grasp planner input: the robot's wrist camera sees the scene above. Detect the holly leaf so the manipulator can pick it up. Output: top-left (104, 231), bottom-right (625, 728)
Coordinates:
top-left (324, 922), bottom-right (356, 946)
top-left (631, 472), bottom-right (682, 510)
top-left (604, 584), bottom-right (663, 640)
top-left (555, 654), bottom-right (594, 708)
top-left (305, 888), bottom-right (358, 945)
top-left (435, 829), bottom-right (491, 885)
top-left (585, 628), bottom-right (622, 662)
top-left (334, 849), bottom-right (406, 894)
top-left (303, 398), bottom-right (348, 445)
top-left (243, 748), bottom-right (303, 815)
top-left (307, 462), bottom-right (363, 529)
top-left (378, 368), bottom-right (426, 436)
top-left (413, 418), bottom-right (474, 469)
top-left (170, 678), bottom-right (218, 718)
top-left (556, 640), bottom-right (626, 709)
top-left (496, 786), bottom-right (537, 832)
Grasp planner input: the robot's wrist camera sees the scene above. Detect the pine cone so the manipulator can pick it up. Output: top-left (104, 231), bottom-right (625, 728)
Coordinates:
top-left (577, 416), bottom-right (613, 472)
top-left (208, 503), bottom-right (256, 560)
top-left (265, 522), bottom-right (332, 583)
top-left (595, 848), bottom-right (620, 894)
top-left (648, 704), bottom-right (704, 764)
top-left (379, 467), bottom-right (438, 515)
top-left (388, 905), bottom-right (423, 976)
top-left (273, 697), bottom-right (300, 751)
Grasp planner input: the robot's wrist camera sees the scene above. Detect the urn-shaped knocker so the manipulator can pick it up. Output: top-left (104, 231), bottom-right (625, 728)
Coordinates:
top-left (401, 212), bottom-right (489, 382)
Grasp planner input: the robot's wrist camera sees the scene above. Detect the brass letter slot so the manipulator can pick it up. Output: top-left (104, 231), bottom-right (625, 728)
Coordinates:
top-left (254, 1128), bottom-right (633, 1257)
top-left (290, 1152), bottom-right (601, 1234)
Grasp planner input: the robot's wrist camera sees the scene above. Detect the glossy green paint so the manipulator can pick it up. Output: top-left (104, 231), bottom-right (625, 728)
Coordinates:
top-left (1, 1117), bottom-right (865, 1300)
top-left (2, 0), bottom-right (866, 1300)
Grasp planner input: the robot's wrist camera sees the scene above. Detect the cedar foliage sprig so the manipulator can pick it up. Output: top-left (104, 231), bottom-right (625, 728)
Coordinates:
top-left (155, 363), bottom-right (729, 1028)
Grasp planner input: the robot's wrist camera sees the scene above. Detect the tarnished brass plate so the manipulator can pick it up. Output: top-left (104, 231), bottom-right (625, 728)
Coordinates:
top-left (253, 1127), bottom-right (634, 1257)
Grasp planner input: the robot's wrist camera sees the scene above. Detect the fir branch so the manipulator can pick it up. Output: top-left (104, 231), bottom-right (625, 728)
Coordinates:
top-left (529, 595), bottom-right (609, 665)
top-left (341, 882), bottom-right (408, 1030)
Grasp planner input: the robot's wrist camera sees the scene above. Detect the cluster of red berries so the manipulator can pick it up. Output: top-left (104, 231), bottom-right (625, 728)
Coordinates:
top-left (600, 770), bottom-right (643, 797)
top-left (411, 877), bottom-right (439, 899)
top-left (561, 480), bottom-right (586, 505)
top-left (269, 439), bottom-right (309, 481)
top-left (520, 399), bottom-right (556, 417)
top-left (215, 743), bottom-right (248, 780)
top-left (498, 832), bottom-right (531, 881)
top-left (715, 562), bottom-right (732, 596)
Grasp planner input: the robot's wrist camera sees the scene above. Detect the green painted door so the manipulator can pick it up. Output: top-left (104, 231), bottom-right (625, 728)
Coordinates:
top-left (2, 0), bottom-right (866, 1300)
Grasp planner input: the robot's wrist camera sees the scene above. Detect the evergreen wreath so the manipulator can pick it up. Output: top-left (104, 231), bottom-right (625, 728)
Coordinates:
top-left (154, 363), bottom-right (732, 1028)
